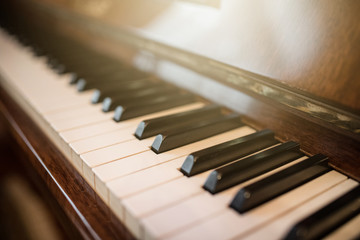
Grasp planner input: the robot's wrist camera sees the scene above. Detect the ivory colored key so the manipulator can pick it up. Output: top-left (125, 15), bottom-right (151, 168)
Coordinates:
top-left (60, 119), bottom-right (132, 143)
top-left (96, 157), bottom-right (185, 203)
top-left (0, 41), bottom-right (74, 98)
top-left (81, 138), bottom-right (154, 169)
top-left (71, 103), bottom-right (208, 154)
top-left (44, 103), bottom-right (100, 122)
top-left (70, 127), bottom-right (136, 154)
top-left (0, 55), bottom-right (93, 114)
top-left (0, 65), bottom-right (58, 106)
top-left (33, 93), bottom-right (95, 114)
top-left (121, 146), bottom-right (294, 238)
top-left (101, 127), bottom-right (255, 202)
top-left (2, 50), bottom-right (70, 87)
top-left (3, 74), bottom-right (73, 111)
top-left (51, 110), bottom-right (113, 132)
top-left (242, 180), bottom-right (358, 240)
top-left (140, 157), bottom-right (307, 240)
top-left (0, 45), bottom-right (89, 110)
top-left (167, 171), bottom-right (347, 240)
top-left (60, 102), bottom-right (204, 143)
top-left (94, 127), bottom-right (254, 181)
top-left (123, 174), bottom-right (207, 237)
top-left (82, 137), bottom-right (158, 187)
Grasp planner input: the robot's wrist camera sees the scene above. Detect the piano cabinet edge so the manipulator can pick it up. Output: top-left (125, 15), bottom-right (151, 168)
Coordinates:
top-left (237, 95), bottom-right (360, 182)
top-left (0, 87), bottom-right (135, 240)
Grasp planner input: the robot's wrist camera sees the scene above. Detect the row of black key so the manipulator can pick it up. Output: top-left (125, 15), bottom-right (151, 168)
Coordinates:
top-left (129, 102), bottom-right (359, 238)
top-left (42, 36), bottom-right (360, 239)
top-left (4, 22), bottom-right (359, 240)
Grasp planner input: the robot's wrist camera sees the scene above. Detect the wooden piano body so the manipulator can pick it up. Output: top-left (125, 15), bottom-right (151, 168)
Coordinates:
top-left (0, 0), bottom-right (359, 239)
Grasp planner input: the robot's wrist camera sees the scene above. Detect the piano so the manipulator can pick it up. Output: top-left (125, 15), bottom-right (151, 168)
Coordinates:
top-left (0, 0), bottom-right (359, 239)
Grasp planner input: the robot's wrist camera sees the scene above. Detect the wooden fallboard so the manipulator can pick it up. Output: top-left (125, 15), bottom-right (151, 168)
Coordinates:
top-left (31, 0), bottom-right (360, 113)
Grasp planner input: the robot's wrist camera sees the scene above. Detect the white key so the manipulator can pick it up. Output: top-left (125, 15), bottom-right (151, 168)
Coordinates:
top-left (69, 102), bottom-right (205, 153)
top-left (100, 127), bottom-right (255, 203)
top-left (0, 36), bottom-right (91, 114)
top-left (111, 128), bottom-right (261, 237)
top-left (241, 179), bottom-right (358, 240)
top-left (140, 156), bottom-right (307, 240)
top-left (44, 103), bottom-right (100, 122)
top-left (166, 171), bottom-right (347, 240)
top-left (70, 127), bottom-right (136, 154)
top-left (126, 176), bottom-right (205, 238)
top-left (33, 91), bottom-right (94, 114)
top-left (81, 138), bottom-right (155, 187)
top-left (60, 102), bottom-right (204, 143)
top-left (60, 120), bottom-right (128, 143)
top-left (100, 157), bottom-right (184, 202)
top-left (51, 109), bottom-right (113, 131)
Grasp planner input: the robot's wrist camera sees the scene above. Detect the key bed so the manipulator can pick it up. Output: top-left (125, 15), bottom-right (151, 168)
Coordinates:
top-left (0, 23), bottom-right (359, 240)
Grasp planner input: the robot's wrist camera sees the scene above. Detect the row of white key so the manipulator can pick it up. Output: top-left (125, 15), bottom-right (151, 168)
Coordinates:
top-left (0, 29), bottom-right (358, 240)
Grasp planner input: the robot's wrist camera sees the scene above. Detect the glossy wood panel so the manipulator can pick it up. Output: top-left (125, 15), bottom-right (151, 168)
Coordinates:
top-left (0, 130), bottom-right (82, 240)
top-left (0, 87), bottom-right (135, 240)
top-left (34, 0), bottom-right (360, 112)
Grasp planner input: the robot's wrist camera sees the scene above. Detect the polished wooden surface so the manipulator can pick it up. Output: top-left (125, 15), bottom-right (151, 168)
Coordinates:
top-left (35, 0), bottom-right (360, 112)
top-left (0, 87), bottom-right (135, 240)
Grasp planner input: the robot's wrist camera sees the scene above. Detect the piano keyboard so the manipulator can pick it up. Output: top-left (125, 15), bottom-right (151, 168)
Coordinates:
top-left (0, 27), bottom-right (359, 240)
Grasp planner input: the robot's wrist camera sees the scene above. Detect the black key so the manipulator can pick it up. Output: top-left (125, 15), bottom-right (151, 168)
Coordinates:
top-left (181, 129), bottom-right (278, 177)
top-left (68, 61), bottom-right (123, 84)
top-left (151, 113), bottom-right (244, 154)
top-left (31, 45), bottom-right (45, 56)
top-left (135, 105), bottom-right (223, 140)
top-left (113, 92), bottom-right (196, 122)
top-left (230, 154), bottom-right (330, 213)
top-left (47, 57), bottom-right (60, 69)
top-left (69, 72), bottom-right (80, 84)
top-left (91, 78), bottom-right (160, 104)
top-left (284, 185), bottom-right (360, 240)
top-left (61, 54), bottom-right (118, 69)
top-left (76, 63), bottom-right (128, 78)
top-left (77, 69), bottom-right (148, 92)
top-left (203, 141), bottom-right (303, 194)
top-left (102, 85), bottom-right (178, 112)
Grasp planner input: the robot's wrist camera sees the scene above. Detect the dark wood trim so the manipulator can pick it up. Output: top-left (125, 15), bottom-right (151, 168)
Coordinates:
top-left (0, 87), bottom-right (134, 240)
top-left (26, 0), bottom-right (360, 137)
top-left (4, 0), bottom-right (360, 136)
top-left (239, 97), bottom-right (360, 182)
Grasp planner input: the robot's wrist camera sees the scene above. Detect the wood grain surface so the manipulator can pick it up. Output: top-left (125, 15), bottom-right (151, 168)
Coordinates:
top-left (26, 0), bottom-right (360, 112)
